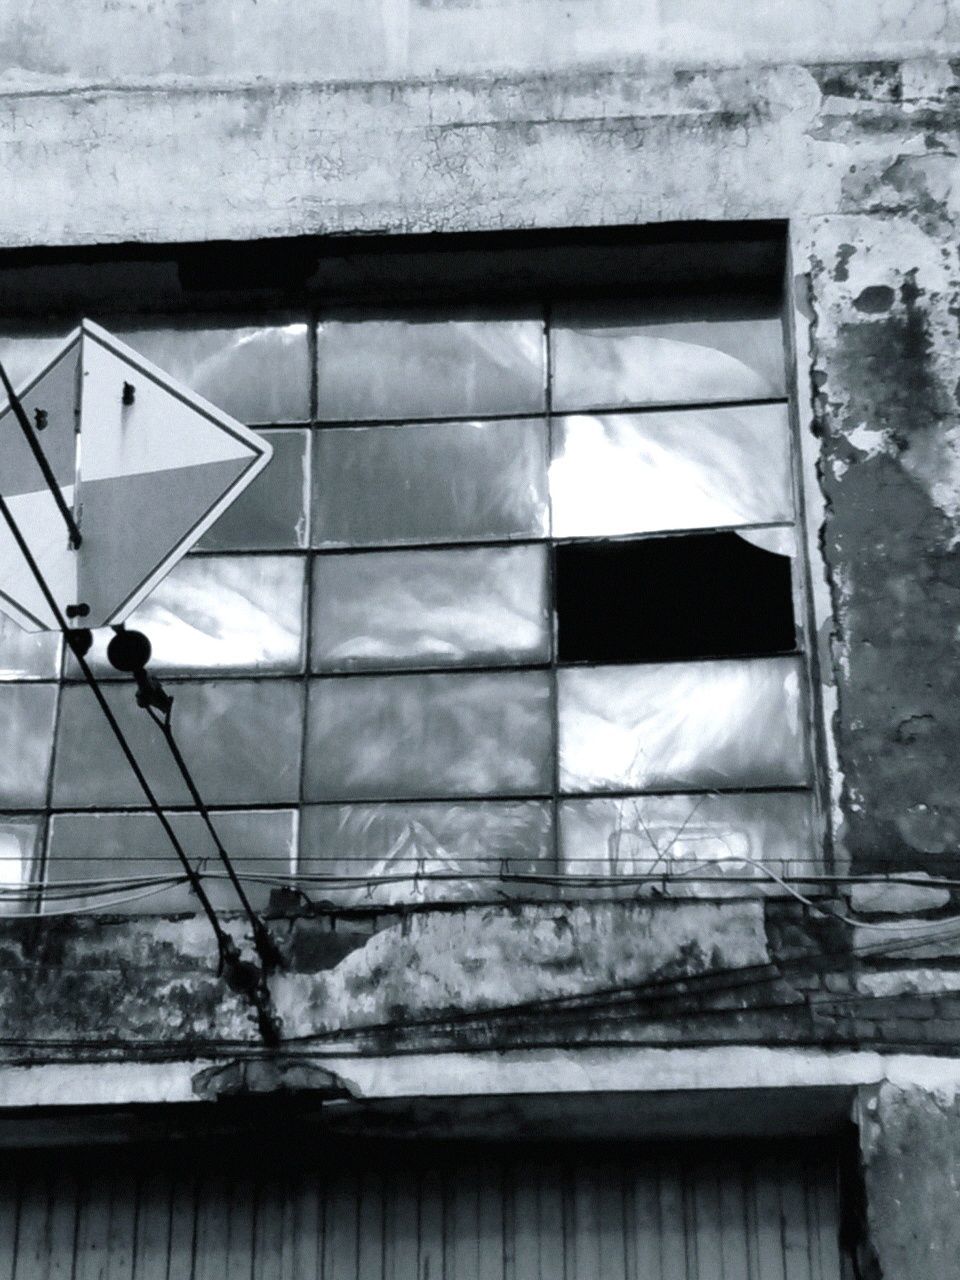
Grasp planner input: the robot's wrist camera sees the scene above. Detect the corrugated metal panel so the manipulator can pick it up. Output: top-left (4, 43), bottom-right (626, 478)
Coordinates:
top-left (0, 1140), bottom-right (841, 1279)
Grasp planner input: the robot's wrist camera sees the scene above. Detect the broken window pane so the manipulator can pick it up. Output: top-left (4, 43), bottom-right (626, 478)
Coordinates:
top-left (555, 532), bottom-right (796, 665)
top-left (45, 809), bottom-right (296, 914)
top-left (312, 545), bottom-right (550, 672)
top-left (313, 417), bottom-right (549, 547)
top-left (0, 612), bottom-right (60, 680)
top-left (299, 800), bottom-right (553, 904)
top-left (316, 311), bottom-right (545, 421)
top-left (53, 679), bottom-right (303, 807)
top-left (102, 318), bottom-right (311, 423)
top-left (67, 556), bottom-right (306, 677)
top-left (551, 300), bottom-right (786, 410)
top-left (559, 792), bottom-right (817, 894)
top-left (558, 657), bottom-right (808, 792)
top-left (305, 670), bottom-right (553, 801)
top-left (0, 684), bottom-right (57, 806)
top-left (550, 405), bottom-right (793, 538)
top-left (197, 429), bottom-right (310, 550)
top-left (0, 816), bottom-right (43, 913)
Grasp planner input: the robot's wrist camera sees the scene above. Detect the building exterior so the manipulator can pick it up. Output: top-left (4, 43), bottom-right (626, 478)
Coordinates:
top-left (0, 2), bottom-right (959, 1274)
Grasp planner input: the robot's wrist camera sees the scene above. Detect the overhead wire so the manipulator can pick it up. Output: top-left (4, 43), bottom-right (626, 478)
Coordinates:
top-left (0, 357), bottom-right (281, 1045)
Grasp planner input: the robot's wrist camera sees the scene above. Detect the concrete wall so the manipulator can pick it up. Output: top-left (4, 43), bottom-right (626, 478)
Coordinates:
top-left (2, 0), bottom-right (955, 87)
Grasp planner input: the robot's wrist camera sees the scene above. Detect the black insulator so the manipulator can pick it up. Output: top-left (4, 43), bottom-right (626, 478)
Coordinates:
top-left (107, 628), bottom-right (152, 673)
top-left (65, 628), bottom-right (94, 658)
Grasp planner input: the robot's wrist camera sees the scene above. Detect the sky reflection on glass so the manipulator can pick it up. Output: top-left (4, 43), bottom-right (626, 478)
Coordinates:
top-left (299, 800), bottom-right (552, 904)
top-left (560, 792), bottom-right (816, 890)
top-left (550, 405), bottom-right (793, 538)
top-left (46, 809), bottom-right (297, 913)
top-left (104, 319), bottom-right (311, 423)
top-left (558, 657), bottom-right (808, 792)
top-left (313, 417), bottom-right (549, 547)
top-left (316, 313), bottom-right (545, 421)
top-left (69, 556), bottom-right (305, 677)
top-left (551, 305), bottom-right (785, 409)
top-left (312, 545), bottom-right (549, 671)
top-left (197, 429), bottom-right (310, 550)
top-left (0, 818), bottom-right (42, 905)
top-left (306, 670), bottom-right (553, 801)
top-left (0, 684), bottom-right (57, 806)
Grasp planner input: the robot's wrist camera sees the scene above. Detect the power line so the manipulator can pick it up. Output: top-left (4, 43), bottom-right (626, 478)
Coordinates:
top-left (0, 361), bottom-right (280, 1045)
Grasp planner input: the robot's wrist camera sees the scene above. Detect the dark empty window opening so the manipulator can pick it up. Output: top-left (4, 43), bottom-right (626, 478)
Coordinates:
top-left (555, 532), bottom-right (797, 665)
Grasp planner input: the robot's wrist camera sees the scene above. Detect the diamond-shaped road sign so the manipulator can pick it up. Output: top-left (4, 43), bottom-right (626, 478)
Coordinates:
top-left (0, 320), bottom-right (273, 632)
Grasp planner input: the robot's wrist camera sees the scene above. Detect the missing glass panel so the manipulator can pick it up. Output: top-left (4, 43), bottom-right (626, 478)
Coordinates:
top-left (555, 531), bottom-right (796, 665)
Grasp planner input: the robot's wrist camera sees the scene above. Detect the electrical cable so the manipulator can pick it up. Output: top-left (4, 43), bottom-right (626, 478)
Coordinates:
top-left (139, 690), bottom-right (283, 972)
top-left (0, 359), bottom-right (280, 1046)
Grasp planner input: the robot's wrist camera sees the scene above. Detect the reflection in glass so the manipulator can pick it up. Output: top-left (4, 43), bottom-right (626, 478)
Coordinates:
top-left (551, 303), bottom-right (785, 409)
top-left (305, 670), bottom-right (553, 801)
top-left (558, 658), bottom-right (807, 792)
top-left (299, 800), bottom-right (553, 904)
top-left (0, 612), bottom-right (60, 679)
top-left (54, 679), bottom-right (303, 806)
top-left (105, 319), bottom-right (311, 422)
top-left (198, 429), bottom-right (310, 550)
top-left (560, 792), bottom-right (817, 894)
top-left (45, 809), bottom-right (297, 913)
top-left (0, 684), bottom-right (57, 806)
top-left (312, 545), bottom-right (549, 672)
top-left (550, 405), bottom-right (793, 537)
top-left (316, 313), bottom-right (545, 421)
top-left (313, 418), bottom-right (549, 547)
top-left (0, 331), bottom-right (74, 393)
top-left (68, 556), bottom-right (305, 676)
top-left (0, 817), bottom-right (42, 912)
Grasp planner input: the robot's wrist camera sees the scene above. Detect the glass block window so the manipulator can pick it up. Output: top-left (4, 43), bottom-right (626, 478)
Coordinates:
top-left (0, 281), bottom-right (819, 914)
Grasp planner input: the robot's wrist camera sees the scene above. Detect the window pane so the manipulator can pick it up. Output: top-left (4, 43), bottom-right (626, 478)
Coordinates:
top-left (0, 330), bottom-right (73, 391)
top-left (316, 312), bottom-right (545, 421)
top-left (197, 429), bottom-right (309, 550)
top-left (0, 816), bottom-right (43, 913)
top-left (45, 809), bottom-right (296, 914)
top-left (67, 556), bottom-right (305, 677)
top-left (0, 684), bottom-right (57, 806)
top-left (551, 301), bottom-right (785, 410)
top-left (555, 532), bottom-right (796, 665)
top-left (103, 319), bottom-right (311, 423)
top-left (312, 545), bottom-right (549, 672)
top-left (0, 612), bottom-right (60, 679)
top-left (313, 418), bottom-right (549, 547)
top-left (305, 670), bottom-right (553, 801)
top-left (299, 800), bottom-right (553, 904)
top-left (558, 657), bottom-right (808, 792)
top-left (53, 679), bottom-right (303, 807)
top-left (550, 405), bottom-right (793, 538)
top-left (560, 792), bottom-right (817, 894)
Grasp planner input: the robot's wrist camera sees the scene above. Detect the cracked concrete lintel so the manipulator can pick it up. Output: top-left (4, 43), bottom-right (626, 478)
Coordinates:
top-left (0, 58), bottom-right (955, 247)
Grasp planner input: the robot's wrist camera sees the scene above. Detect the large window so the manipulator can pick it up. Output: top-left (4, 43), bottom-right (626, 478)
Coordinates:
top-left (0, 233), bottom-right (821, 913)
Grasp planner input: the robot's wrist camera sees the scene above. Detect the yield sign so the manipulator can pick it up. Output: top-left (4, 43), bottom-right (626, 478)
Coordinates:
top-left (0, 320), bottom-right (272, 631)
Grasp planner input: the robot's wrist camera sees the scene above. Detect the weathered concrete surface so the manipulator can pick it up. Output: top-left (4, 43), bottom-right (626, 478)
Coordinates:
top-left (809, 212), bottom-right (960, 866)
top-left (5, 898), bottom-right (960, 1060)
top-left (859, 1081), bottom-right (960, 1279)
top-left (0, 58), bottom-right (957, 247)
top-left (1, 0), bottom-right (955, 87)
